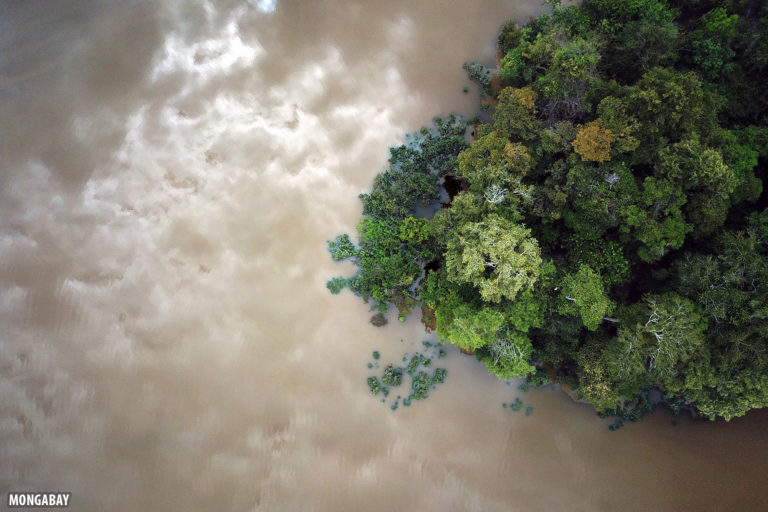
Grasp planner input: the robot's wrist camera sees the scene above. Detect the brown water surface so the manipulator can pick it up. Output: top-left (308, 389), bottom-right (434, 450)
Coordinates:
top-left (1, 1), bottom-right (767, 511)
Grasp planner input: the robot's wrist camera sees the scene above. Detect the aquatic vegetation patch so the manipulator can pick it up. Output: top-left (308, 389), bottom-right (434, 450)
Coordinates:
top-left (365, 342), bottom-right (448, 410)
top-left (502, 396), bottom-right (534, 416)
top-left (382, 365), bottom-right (403, 387)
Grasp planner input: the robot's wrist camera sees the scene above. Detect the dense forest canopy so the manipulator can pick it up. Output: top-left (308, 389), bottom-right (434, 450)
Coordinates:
top-left (328, 0), bottom-right (768, 421)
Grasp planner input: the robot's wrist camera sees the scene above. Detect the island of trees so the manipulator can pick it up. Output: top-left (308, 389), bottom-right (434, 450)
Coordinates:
top-left (328, 0), bottom-right (768, 421)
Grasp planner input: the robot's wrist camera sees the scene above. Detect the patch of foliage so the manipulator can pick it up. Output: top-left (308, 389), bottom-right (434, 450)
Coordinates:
top-left (328, 234), bottom-right (357, 261)
top-left (367, 377), bottom-right (383, 396)
top-left (326, 276), bottom-right (348, 295)
top-left (463, 62), bottom-right (493, 93)
top-left (365, 344), bottom-right (449, 409)
top-left (370, 313), bottom-right (388, 327)
top-left (382, 365), bottom-right (403, 386)
top-left (507, 398), bottom-right (524, 411)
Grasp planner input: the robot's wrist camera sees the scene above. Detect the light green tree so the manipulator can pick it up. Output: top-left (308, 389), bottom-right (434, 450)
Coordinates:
top-left (558, 264), bottom-right (614, 330)
top-left (445, 214), bottom-right (542, 302)
top-left (476, 330), bottom-right (535, 379)
top-left (443, 305), bottom-right (505, 351)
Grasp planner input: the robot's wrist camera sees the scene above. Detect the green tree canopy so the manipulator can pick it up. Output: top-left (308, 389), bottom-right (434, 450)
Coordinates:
top-left (445, 214), bottom-right (542, 303)
top-left (558, 264), bottom-right (614, 331)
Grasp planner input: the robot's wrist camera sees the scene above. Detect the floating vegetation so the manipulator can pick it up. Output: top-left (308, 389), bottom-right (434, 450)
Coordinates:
top-left (609, 419), bottom-right (625, 431)
top-left (406, 356), bottom-right (420, 376)
top-left (462, 61), bottom-right (492, 93)
top-left (369, 313), bottom-right (388, 327)
top-left (367, 377), bottom-right (382, 396)
top-left (411, 371), bottom-right (432, 400)
top-left (502, 397), bottom-right (525, 412)
top-left (382, 366), bottom-right (403, 387)
top-left (366, 343), bottom-right (448, 409)
top-left (601, 392), bottom-right (656, 430)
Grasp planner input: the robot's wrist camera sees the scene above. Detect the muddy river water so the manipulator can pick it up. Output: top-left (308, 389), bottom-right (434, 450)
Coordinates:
top-left (1, 1), bottom-right (767, 510)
